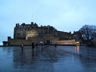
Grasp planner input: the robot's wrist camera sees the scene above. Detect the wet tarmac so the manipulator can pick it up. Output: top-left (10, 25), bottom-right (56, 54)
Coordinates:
top-left (0, 45), bottom-right (96, 72)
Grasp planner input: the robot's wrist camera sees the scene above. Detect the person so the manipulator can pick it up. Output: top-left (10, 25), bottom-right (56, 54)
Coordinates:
top-left (32, 42), bottom-right (35, 56)
top-left (32, 42), bottom-right (35, 49)
top-left (21, 42), bottom-right (24, 51)
top-left (54, 44), bottom-right (57, 53)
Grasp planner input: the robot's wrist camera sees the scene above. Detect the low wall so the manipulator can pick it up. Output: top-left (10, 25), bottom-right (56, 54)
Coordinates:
top-left (52, 40), bottom-right (76, 45)
top-left (8, 39), bottom-right (42, 46)
top-left (8, 39), bottom-right (76, 46)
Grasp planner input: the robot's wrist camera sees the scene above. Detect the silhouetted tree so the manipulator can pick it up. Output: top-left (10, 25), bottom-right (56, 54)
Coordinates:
top-left (79, 25), bottom-right (96, 45)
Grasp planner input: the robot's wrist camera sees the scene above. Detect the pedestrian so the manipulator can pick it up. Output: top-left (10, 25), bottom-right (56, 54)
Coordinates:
top-left (32, 42), bottom-right (35, 56)
top-left (21, 42), bottom-right (24, 51)
top-left (32, 42), bottom-right (35, 49)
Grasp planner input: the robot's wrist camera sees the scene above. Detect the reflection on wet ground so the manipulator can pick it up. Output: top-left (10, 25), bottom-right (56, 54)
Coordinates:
top-left (0, 45), bottom-right (96, 72)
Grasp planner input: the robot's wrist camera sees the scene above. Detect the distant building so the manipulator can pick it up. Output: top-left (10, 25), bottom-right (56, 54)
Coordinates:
top-left (3, 22), bottom-right (76, 46)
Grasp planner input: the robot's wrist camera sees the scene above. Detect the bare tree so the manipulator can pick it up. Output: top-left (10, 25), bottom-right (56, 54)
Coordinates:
top-left (79, 25), bottom-right (96, 41)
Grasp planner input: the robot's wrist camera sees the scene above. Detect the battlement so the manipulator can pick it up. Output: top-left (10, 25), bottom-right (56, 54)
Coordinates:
top-left (15, 22), bottom-right (57, 31)
top-left (15, 22), bottom-right (38, 30)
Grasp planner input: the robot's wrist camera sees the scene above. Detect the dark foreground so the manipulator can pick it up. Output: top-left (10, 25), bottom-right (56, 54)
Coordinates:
top-left (0, 45), bottom-right (96, 72)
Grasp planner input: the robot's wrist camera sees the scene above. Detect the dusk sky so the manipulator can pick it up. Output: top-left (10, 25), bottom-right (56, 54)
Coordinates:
top-left (0, 0), bottom-right (96, 45)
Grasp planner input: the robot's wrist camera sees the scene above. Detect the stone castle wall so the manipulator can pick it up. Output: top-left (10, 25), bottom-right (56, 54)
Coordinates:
top-left (14, 22), bottom-right (57, 40)
top-left (4, 22), bottom-right (76, 46)
top-left (8, 38), bottom-right (76, 46)
top-left (52, 39), bottom-right (76, 45)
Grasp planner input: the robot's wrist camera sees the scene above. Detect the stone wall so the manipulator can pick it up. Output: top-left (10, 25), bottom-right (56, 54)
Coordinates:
top-left (8, 38), bottom-right (76, 46)
top-left (14, 23), bottom-right (58, 40)
top-left (26, 30), bottom-right (39, 40)
top-left (8, 39), bottom-right (42, 46)
top-left (52, 39), bottom-right (76, 45)
top-left (6, 23), bottom-right (76, 46)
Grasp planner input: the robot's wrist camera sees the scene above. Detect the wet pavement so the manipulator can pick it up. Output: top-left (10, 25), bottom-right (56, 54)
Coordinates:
top-left (0, 45), bottom-right (96, 72)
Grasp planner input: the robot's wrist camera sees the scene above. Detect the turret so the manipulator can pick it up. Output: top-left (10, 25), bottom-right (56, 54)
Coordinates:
top-left (21, 23), bottom-right (25, 27)
top-left (31, 22), bottom-right (34, 25)
top-left (16, 23), bottom-right (19, 28)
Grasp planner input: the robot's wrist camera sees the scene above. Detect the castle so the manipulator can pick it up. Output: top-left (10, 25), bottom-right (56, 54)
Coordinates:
top-left (14, 22), bottom-right (57, 40)
top-left (3, 22), bottom-right (76, 46)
